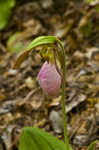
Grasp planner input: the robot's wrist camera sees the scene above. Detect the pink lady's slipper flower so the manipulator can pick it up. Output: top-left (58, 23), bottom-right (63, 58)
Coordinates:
top-left (37, 61), bottom-right (62, 96)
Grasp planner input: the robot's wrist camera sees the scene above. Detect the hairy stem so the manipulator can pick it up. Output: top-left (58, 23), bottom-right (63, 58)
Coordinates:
top-left (57, 39), bottom-right (70, 150)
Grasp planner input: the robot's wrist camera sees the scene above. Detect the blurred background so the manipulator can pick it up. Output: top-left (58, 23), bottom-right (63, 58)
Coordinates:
top-left (0, 0), bottom-right (99, 149)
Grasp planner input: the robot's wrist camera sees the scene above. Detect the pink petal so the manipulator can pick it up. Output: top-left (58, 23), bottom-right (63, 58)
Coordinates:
top-left (37, 61), bottom-right (61, 96)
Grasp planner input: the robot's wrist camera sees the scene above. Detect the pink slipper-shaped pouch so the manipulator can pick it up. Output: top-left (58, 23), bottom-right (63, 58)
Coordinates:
top-left (37, 61), bottom-right (62, 96)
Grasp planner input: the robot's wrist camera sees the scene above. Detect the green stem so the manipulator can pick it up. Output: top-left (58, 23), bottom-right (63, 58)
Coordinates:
top-left (62, 64), bottom-right (70, 150)
top-left (57, 39), bottom-right (70, 150)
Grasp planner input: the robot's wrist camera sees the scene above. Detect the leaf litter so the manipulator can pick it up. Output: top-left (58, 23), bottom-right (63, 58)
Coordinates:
top-left (0, 0), bottom-right (99, 150)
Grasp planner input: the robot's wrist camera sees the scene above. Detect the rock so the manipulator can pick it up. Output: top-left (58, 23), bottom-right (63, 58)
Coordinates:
top-left (73, 135), bottom-right (88, 146)
top-left (49, 110), bottom-right (63, 133)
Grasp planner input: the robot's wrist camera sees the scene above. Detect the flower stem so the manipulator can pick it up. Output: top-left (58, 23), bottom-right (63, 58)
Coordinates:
top-left (57, 39), bottom-right (70, 150)
top-left (61, 64), bottom-right (70, 150)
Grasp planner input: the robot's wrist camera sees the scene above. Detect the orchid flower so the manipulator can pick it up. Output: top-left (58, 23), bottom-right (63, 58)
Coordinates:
top-left (37, 61), bottom-right (61, 96)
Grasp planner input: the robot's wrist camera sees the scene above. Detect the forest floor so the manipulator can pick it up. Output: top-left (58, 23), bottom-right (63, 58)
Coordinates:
top-left (0, 0), bottom-right (99, 150)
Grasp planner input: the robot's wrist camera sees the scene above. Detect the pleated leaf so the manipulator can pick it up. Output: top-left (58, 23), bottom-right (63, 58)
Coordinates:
top-left (87, 141), bottom-right (98, 150)
top-left (19, 127), bottom-right (73, 150)
top-left (0, 0), bottom-right (15, 30)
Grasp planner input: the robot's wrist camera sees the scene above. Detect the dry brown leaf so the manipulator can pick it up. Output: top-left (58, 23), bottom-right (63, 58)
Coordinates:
top-left (0, 92), bottom-right (5, 102)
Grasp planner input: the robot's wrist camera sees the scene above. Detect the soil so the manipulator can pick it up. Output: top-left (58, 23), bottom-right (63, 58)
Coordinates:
top-left (0, 0), bottom-right (99, 150)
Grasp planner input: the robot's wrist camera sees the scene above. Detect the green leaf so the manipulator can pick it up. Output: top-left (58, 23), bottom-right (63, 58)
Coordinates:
top-left (86, 0), bottom-right (92, 4)
top-left (26, 36), bottom-right (57, 51)
top-left (95, 5), bottom-right (99, 13)
top-left (87, 141), bottom-right (98, 150)
top-left (7, 32), bottom-right (23, 53)
top-left (0, 0), bottom-right (15, 30)
top-left (14, 36), bottom-right (58, 69)
top-left (19, 127), bottom-right (73, 150)
top-left (14, 36), bottom-right (65, 69)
